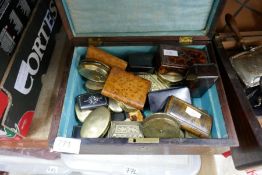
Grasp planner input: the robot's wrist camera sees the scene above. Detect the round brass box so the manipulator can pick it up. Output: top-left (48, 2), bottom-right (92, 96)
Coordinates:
top-left (142, 113), bottom-right (183, 138)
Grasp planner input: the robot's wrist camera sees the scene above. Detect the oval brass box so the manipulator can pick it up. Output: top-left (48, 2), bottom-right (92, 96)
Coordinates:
top-left (108, 98), bottom-right (123, 113)
top-left (75, 104), bottom-right (92, 123)
top-left (78, 60), bottom-right (109, 83)
top-left (85, 79), bottom-right (104, 91)
top-left (142, 113), bottom-right (182, 138)
top-left (80, 106), bottom-right (111, 138)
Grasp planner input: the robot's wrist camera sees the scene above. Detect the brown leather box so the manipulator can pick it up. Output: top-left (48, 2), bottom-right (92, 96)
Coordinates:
top-left (51, 0), bottom-right (238, 155)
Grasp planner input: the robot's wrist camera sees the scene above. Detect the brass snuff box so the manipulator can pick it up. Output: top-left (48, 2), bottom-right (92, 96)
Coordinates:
top-left (78, 60), bottom-right (110, 83)
top-left (165, 96), bottom-right (212, 138)
top-left (107, 121), bottom-right (143, 138)
top-left (230, 45), bottom-right (262, 88)
top-left (108, 98), bottom-right (123, 113)
top-left (80, 106), bottom-right (111, 138)
top-left (142, 113), bottom-right (183, 138)
top-left (75, 104), bottom-right (92, 123)
top-left (85, 79), bottom-right (104, 91)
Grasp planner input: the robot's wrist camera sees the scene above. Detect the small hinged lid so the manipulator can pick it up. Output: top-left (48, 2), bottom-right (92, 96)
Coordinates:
top-left (58, 0), bottom-right (223, 41)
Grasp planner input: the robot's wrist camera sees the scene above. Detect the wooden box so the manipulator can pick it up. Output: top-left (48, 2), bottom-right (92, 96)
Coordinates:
top-left (51, 0), bottom-right (238, 154)
top-left (214, 31), bottom-right (262, 169)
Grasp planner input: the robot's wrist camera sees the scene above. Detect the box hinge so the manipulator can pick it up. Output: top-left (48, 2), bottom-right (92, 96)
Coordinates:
top-left (179, 36), bottom-right (193, 44)
top-left (88, 38), bottom-right (103, 46)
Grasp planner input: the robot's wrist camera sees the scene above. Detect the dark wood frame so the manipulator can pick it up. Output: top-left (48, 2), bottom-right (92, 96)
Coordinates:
top-left (48, 40), bottom-right (239, 154)
top-left (214, 36), bottom-right (262, 169)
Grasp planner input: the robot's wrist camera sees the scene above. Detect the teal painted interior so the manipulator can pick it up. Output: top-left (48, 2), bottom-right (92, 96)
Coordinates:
top-left (62, 0), bottom-right (221, 37)
top-left (58, 46), bottom-right (228, 139)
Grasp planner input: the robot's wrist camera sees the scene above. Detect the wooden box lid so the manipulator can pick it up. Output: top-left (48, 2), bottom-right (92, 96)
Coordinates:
top-left (56, 0), bottom-right (225, 45)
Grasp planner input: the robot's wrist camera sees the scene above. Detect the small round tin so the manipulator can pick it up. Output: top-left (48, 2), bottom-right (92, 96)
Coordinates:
top-left (80, 106), bottom-right (111, 138)
top-left (85, 79), bottom-right (104, 91)
top-left (157, 71), bottom-right (184, 85)
top-left (78, 60), bottom-right (109, 83)
top-left (108, 98), bottom-right (123, 113)
top-left (142, 113), bottom-right (182, 138)
top-left (118, 101), bottom-right (137, 112)
top-left (75, 104), bottom-right (92, 123)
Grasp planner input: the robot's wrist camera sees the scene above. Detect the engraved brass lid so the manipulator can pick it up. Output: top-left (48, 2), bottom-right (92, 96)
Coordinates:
top-left (80, 106), bottom-right (111, 138)
top-left (78, 60), bottom-right (109, 83)
top-left (85, 79), bottom-right (104, 91)
top-left (108, 98), bottom-right (123, 113)
top-left (142, 113), bottom-right (182, 138)
top-left (107, 121), bottom-right (143, 138)
top-left (75, 104), bottom-right (92, 123)
top-left (157, 71), bottom-right (184, 84)
top-left (118, 101), bottom-right (137, 112)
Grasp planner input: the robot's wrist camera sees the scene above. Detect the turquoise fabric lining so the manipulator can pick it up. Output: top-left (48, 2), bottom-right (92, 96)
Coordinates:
top-left (58, 46), bottom-right (228, 139)
top-left (62, 0), bottom-right (220, 37)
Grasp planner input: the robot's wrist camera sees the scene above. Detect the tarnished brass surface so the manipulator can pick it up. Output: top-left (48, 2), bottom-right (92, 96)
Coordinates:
top-left (75, 104), bottom-right (92, 123)
top-left (80, 107), bottom-right (111, 138)
top-left (78, 60), bottom-right (109, 83)
top-left (142, 113), bottom-right (182, 138)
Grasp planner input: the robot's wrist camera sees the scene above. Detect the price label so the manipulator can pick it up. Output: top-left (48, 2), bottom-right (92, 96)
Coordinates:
top-left (125, 167), bottom-right (138, 175)
top-left (53, 137), bottom-right (81, 154)
top-left (185, 107), bottom-right (201, 119)
top-left (246, 169), bottom-right (257, 175)
top-left (163, 49), bottom-right (178, 56)
top-left (46, 166), bottom-right (58, 174)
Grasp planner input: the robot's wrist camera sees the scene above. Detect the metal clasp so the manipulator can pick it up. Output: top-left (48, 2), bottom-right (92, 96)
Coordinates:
top-left (88, 38), bottom-right (103, 46)
top-left (179, 36), bottom-right (193, 44)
